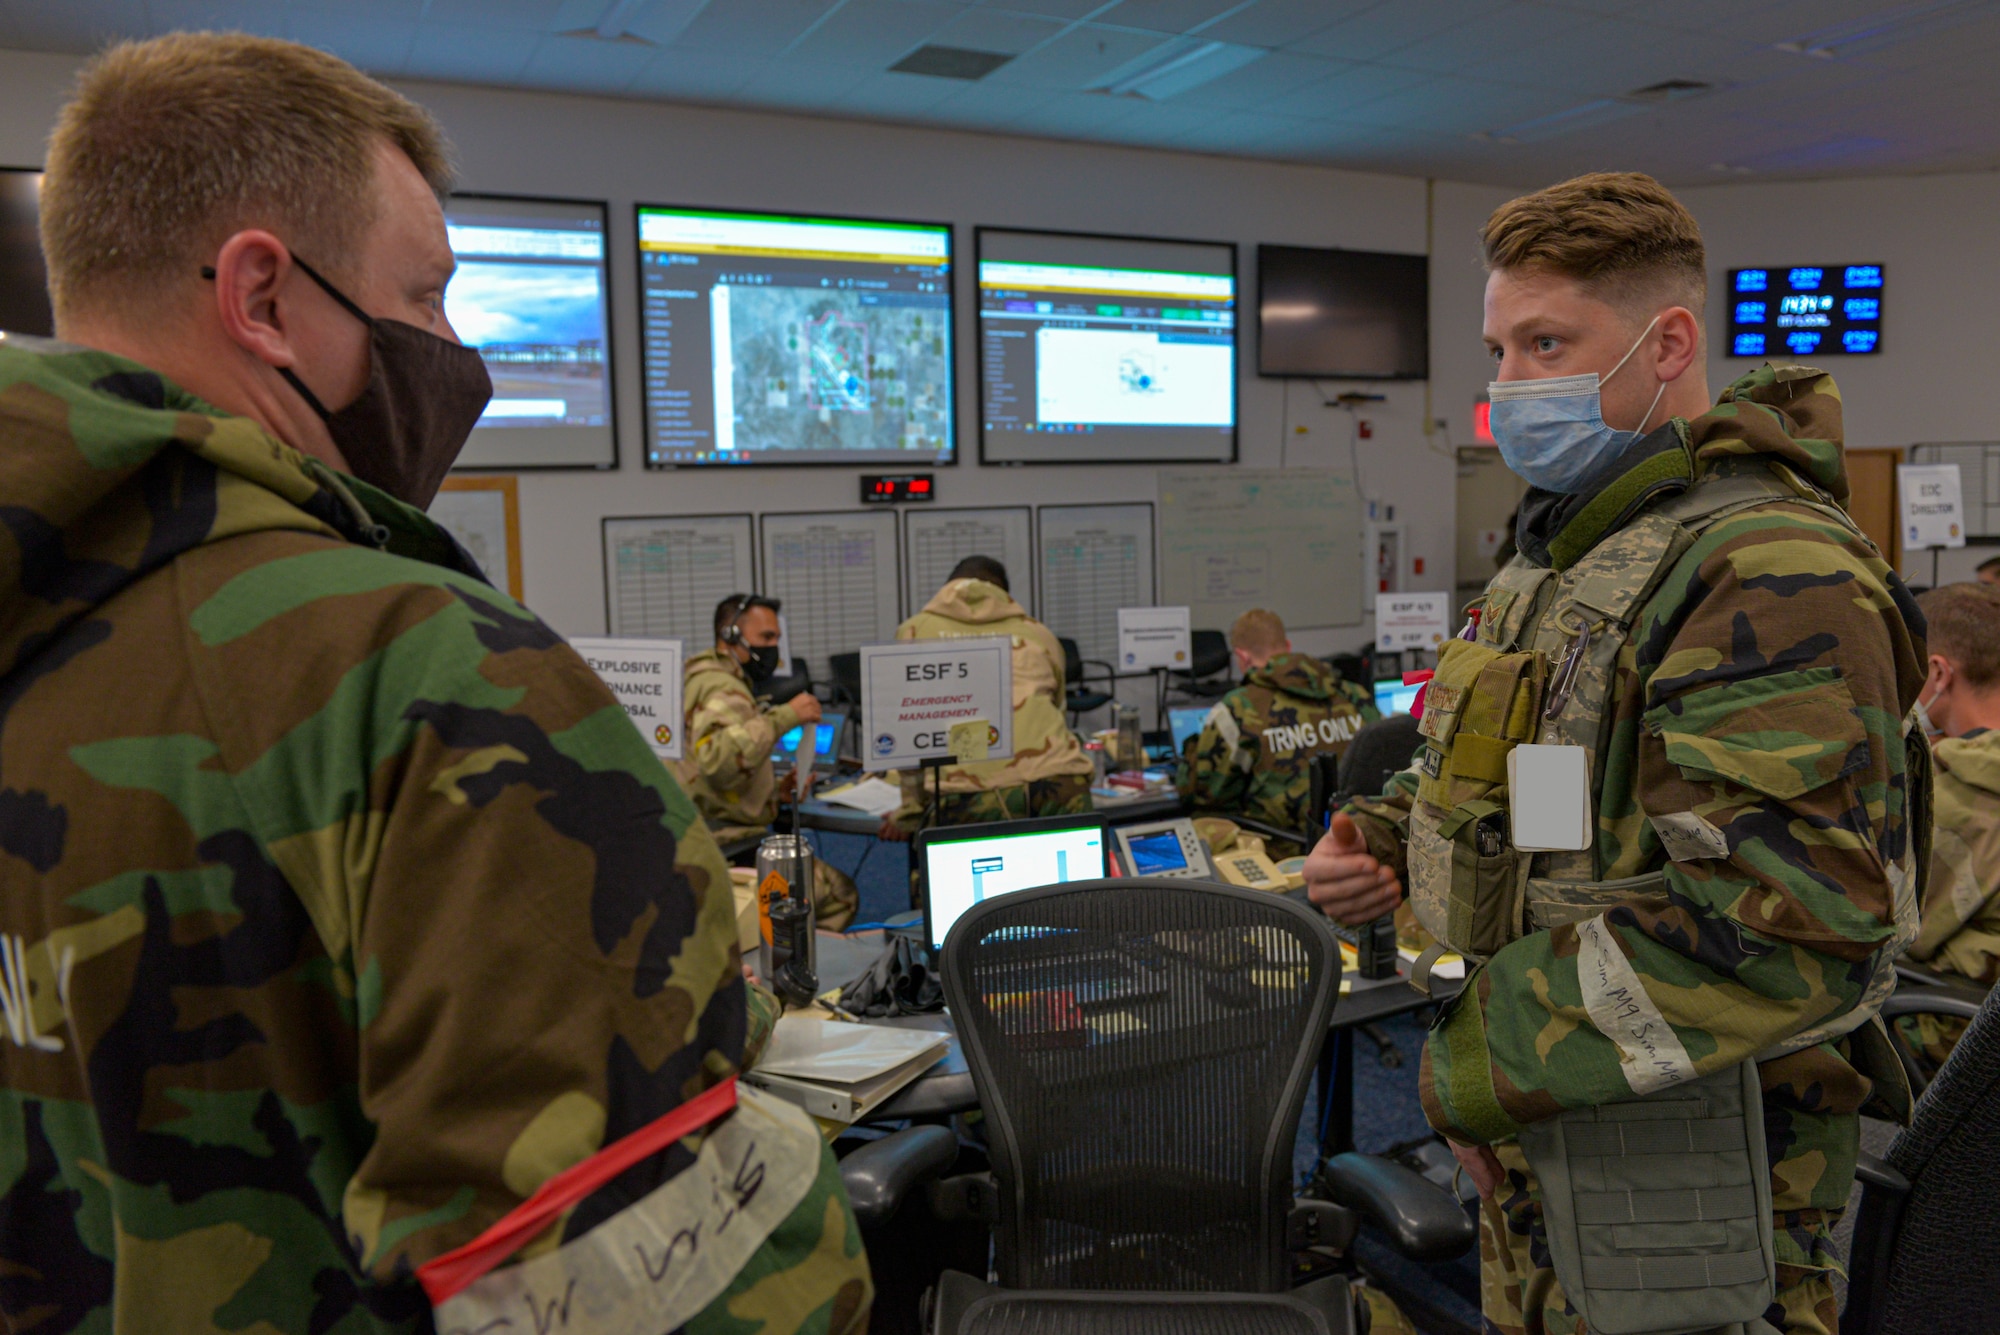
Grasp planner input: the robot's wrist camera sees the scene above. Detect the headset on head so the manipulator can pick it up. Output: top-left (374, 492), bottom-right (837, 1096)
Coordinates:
top-left (719, 592), bottom-right (780, 646)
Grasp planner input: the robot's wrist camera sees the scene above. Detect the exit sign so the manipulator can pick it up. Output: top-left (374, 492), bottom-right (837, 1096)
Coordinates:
top-left (861, 473), bottom-right (934, 504)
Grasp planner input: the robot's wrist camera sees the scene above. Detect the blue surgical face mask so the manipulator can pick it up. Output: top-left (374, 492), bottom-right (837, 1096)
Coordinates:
top-left (1487, 315), bottom-right (1668, 493)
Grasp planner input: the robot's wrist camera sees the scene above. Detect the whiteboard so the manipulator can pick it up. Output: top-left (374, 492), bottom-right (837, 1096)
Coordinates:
top-left (1158, 468), bottom-right (1361, 631)
top-left (603, 513), bottom-right (754, 644)
top-left (903, 507), bottom-right (1035, 616)
top-left (1037, 503), bottom-right (1155, 668)
top-left (759, 510), bottom-right (902, 680)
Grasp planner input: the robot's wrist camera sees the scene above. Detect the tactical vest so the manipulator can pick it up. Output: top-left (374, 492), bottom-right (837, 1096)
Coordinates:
top-left (1411, 463), bottom-right (1927, 1334)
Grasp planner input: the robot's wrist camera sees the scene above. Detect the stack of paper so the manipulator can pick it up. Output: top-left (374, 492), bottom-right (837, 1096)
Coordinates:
top-left (815, 776), bottom-right (905, 818)
top-left (744, 1016), bottom-right (948, 1123)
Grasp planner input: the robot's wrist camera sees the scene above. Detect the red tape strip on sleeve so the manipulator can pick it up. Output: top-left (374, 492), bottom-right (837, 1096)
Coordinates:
top-left (416, 1075), bottom-right (739, 1306)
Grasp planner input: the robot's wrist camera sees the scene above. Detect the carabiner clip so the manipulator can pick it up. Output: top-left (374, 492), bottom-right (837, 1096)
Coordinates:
top-left (1543, 620), bottom-right (1593, 720)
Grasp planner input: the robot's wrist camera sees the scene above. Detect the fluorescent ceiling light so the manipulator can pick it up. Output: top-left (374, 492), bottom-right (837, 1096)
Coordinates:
top-left (1089, 38), bottom-right (1267, 100)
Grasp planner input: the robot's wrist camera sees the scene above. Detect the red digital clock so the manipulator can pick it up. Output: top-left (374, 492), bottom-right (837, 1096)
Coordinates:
top-left (860, 474), bottom-right (935, 504)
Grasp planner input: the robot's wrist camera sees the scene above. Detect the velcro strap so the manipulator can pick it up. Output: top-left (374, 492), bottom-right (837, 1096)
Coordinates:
top-left (1575, 1185), bottom-right (1757, 1226)
top-left (1437, 798), bottom-right (1504, 842)
top-left (1564, 1117), bottom-right (1745, 1158)
top-left (1449, 732), bottom-right (1513, 784)
top-left (1409, 943), bottom-right (1448, 997)
top-left (1580, 1248), bottom-right (1767, 1291)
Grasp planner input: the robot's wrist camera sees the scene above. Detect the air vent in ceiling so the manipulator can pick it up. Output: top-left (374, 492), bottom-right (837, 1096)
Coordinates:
top-left (1625, 79), bottom-right (1713, 103)
top-left (890, 45), bottom-right (1014, 80)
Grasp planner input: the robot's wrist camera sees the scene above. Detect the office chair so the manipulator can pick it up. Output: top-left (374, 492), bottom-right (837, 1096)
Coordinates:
top-left (755, 659), bottom-right (812, 706)
top-left (1059, 635), bottom-right (1116, 725)
top-left (1333, 714), bottom-right (1422, 806)
top-left (1843, 981), bottom-right (2000, 1332)
top-left (1166, 629), bottom-right (1234, 703)
top-left (848, 877), bottom-right (1470, 1333)
top-left (829, 651), bottom-right (862, 709)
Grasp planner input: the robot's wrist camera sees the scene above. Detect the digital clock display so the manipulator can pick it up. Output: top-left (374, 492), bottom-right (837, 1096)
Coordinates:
top-left (1726, 265), bottom-right (1883, 358)
top-left (860, 473), bottom-right (935, 504)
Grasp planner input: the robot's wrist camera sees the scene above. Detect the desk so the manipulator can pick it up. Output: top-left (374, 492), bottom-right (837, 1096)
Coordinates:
top-left (803, 922), bottom-right (1455, 1139)
top-left (795, 789), bottom-right (1186, 834)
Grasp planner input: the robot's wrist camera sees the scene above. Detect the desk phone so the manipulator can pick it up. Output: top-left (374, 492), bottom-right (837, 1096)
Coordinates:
top-left (1114, 818), bottom-right (1214, 880)
top-left (1213, 846), bottom-right (1286, 892)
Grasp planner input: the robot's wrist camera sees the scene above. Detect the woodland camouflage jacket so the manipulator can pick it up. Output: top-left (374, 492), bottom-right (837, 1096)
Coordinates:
top-left (1176, 652), bottom-right (1377, 834)
top-left (0, 338), bottom-right (867, 1332)
top-left (1347, 366), bottom-right (1927, 1273)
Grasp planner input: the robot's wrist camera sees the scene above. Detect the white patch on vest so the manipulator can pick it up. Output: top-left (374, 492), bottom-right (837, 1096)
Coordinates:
top-left (434, 1085), bottom-right (824, 1334)
top-left (1650, 811), bottom-right (1731, 863)
top-left (1575, 916), bottom-right (1696, 1095)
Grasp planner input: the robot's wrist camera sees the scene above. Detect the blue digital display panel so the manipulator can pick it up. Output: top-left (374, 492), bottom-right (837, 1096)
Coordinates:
top-left (1727, 265), bottom-right (1883, 356)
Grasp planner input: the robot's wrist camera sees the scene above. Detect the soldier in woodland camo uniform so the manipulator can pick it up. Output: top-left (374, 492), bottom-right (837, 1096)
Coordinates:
top-left (1307, 174), bottom-right (1924, 1335)
top-left (676, 594), bottom-right (857, 928)
top-left (1899, 584), bottom-right (2000, 1067)
top-left (1177, 607), bottom-right (1377, 850)
top-left (882, 557), bottom-right (1093, 834)
top-left (0, 35), bottom-right (867, 1332)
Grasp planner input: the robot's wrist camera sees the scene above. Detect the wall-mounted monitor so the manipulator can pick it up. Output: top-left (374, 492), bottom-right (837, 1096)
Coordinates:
top-left (0, 169), bottom-right (52, 338)
top-left (1257, 244), bottom-right (1427, 380)
top-left (636, 205), bottom-right (954, 467)
top-left (978, 228), bottom-right (1236, 465)
top-left (1726, 265), bottom-right (1883, 358)
top-left (444, 195), bottom-right (615, 470)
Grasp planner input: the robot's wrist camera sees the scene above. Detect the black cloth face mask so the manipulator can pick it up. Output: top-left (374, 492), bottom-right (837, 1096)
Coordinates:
top-left (247, 255), bottom-right (493, 509)
top-left (740, 643), bottom-right (782, 685)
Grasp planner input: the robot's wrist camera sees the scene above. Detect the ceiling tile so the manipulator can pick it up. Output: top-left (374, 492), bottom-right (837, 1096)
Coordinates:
top-left (1156, 48), bottom-right (1339, 111)
top-left (981, 21), bottom-right (1170, 87)
top-left (1171, 108), bottom-right (1308, 153)
top-left (1092, 0), bottom-right (1249, 36)
top-left (1371, 4), bottom-right (1611, 77)
top-left (1255, 60), bottom-right (1431, 118)
top-left (0, 0), bottom-right (148, 51)
top-left (784, 0), bottom-right (970, 66)
top-left (835, 70), bottom-right (968, 116)
top-left (924, 75), bottom-right (1043, 124)
top-left (1349, 75), bottom-right (1564, 134)
top-left (1291, 0), bottom-right (1505, 63)
top-left (403, 22), bottom-right (543, 83)
top-left (290, 10), bottom-right (419, 73)
top-left (515, 31), bottom-right (659, 90)
top-left (932, 6), bottom-right (1069, 53)
top-left (971, 0), bottom-right (1118, 20)
top-left (671, 0), bottom-right (842, 57)
top-left (425, 0), bottom-right (572, 29)
top-left (1198, 0), bottom-right (1379, 48)
top-left (1004, 87), bottom-right (1142, 135)
top-left (728, 54), bottom-right (872, 107)
top-left (145, 0), bottom-right (289, 36)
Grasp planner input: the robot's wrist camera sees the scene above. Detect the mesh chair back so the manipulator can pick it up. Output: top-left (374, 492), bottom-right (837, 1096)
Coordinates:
top-left (1187, 629), bottom-right (1230, 679)
top-left (942, 879), bottom-right (1341, 1294)
top-left (1060, 637), bottom-right (1085, 682)
top-left (830, 652), bottom-right (861, 708)
top-left (1334, 714), bottom-right (1422, 803)
top-left (1873, 984), bottom-right (2000, 1329)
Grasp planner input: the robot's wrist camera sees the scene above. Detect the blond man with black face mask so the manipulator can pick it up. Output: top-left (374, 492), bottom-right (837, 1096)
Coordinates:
top-left (1902, 583), bottom-right (2000, 1066)
top-left (1, 32), bottom-right (868, 1332)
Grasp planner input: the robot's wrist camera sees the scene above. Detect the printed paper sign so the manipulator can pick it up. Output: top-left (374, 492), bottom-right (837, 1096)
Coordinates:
top-left (571, 636), bottom-right (685, 760)
top-left (861, 637), bottom-right (1013, 772)
top-left (1117, 606), bottom-right (1192, 670)
top-left (1899, 463), bottom-right (1966, 549)
top-left (1375, 591), bottom-right (1453, 653)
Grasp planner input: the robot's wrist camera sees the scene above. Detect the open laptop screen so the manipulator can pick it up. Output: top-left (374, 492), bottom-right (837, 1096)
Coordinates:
top-left (1373, 678), bottom-right (1422, 716)
top-left (777, 710), bottom-right (847, 766)
top-left (1169, 705), bottom-right (1211, 758)
top-left (919, 815), bottom-right (1109, 950)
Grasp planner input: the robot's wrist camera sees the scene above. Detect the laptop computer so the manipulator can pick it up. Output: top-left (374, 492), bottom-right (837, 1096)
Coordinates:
top-left (915, 813), bottom-right (1110, 952)
top-left (1373, 678), bottom-right (1422, 717)
top-left (777, 709), bottom-right (848, 772)
top-left (1168, 705), bottom-right (1212, 759)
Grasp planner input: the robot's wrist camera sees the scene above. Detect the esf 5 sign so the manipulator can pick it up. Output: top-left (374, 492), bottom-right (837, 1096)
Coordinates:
top-left (569, 636), bottom-right (686, 760)
top-left (861, 637), bottom-right (1014, 772)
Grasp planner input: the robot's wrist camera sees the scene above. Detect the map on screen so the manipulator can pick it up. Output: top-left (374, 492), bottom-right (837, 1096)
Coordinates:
top-left (638, 207), bottom-right (955, 467)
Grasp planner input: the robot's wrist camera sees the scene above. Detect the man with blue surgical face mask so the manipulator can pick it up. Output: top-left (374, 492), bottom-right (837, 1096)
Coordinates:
top-left (1306, 173), bottom-right (1927, 1335)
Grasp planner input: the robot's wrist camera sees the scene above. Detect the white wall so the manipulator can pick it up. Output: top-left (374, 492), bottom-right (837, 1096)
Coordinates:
top-left (0, 48), bottom-right (1469, 666)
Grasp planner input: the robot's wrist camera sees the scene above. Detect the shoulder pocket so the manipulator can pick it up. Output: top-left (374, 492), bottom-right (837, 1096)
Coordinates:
top-left (1643, 666), bottom-right (1867, 799)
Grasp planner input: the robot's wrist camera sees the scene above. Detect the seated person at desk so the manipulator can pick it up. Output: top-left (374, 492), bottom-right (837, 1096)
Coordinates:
top-left (1901, 582), bottom-right (2000, 1065)
top-left (1177, 608), bottom-right (1378, 848)
top-left (878, 556), bottom-right (1094, 838)
top-left (678, 593), bottom-right (857, 927)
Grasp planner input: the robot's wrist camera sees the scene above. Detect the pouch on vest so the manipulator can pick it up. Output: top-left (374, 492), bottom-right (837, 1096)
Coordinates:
top-left (1516, 1059), bottom-right (1775, 1335)
top-left (1407, 639), bottom-right (1545, 959)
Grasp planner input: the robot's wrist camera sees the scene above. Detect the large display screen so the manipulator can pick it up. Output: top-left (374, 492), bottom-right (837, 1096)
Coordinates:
top-left (978, 228), bottom-right (1236, 464)
top-left (1257, 244), bottom-right (1427, 379)
top-left (637, 206), bottom-right (954, 467)
top-left (1727, 265), bottom-right (1883, 358)
top-left (444, 196), bottom-right (614, 469)
top-left (0, 169), bottom-right (52, 338)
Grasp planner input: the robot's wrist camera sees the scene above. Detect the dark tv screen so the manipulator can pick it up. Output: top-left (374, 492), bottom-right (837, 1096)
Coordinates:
top-left (1258, 244), bottom-right (1426, 379)
top-left (0, 170), bottom-right (51, 338)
